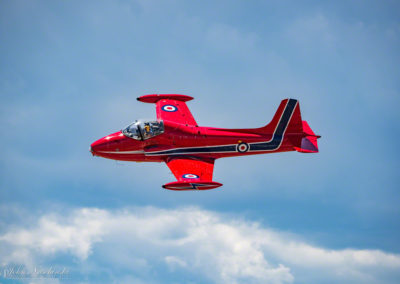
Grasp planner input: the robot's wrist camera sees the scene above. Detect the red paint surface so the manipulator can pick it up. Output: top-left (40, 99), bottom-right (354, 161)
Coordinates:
top-left (91, 94), bottom-right (320, 190)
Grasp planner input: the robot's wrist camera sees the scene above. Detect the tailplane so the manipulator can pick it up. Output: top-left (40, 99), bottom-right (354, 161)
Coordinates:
top-left (294, 121), bottom-right (320, 153)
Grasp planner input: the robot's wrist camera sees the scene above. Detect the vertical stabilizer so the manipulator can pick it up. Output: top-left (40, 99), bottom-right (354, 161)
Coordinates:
top-left (257, 98), bottom-right (300, 134)
top-left (259, 99), bottom-right (320, 153)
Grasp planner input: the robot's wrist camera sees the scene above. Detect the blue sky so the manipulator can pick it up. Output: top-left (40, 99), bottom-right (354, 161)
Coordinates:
top-left (1, 1), bottom-right (399, 283)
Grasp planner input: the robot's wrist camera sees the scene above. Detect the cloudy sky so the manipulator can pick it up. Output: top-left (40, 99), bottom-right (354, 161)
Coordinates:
top-left (1, 0), bottom-right (399, 283)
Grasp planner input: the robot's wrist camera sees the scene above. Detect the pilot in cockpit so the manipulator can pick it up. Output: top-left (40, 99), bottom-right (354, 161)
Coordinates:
top-left (123, 120), bottom-right (164, 140)
top-left (143, 123), bottom-right (154, 139)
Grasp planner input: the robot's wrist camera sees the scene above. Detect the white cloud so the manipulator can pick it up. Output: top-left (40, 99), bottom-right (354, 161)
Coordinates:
top-left (1, 207), bottom-right (399, 284)
top-left (164, 256), bottom-right (187, 270)
top-left (0, 208), bottom-right (106, 265)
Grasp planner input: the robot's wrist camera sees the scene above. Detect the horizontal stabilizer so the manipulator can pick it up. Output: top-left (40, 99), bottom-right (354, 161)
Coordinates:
top-left (162, 181), bottom-right (222, 190)
top-left (294, 137), bottom-right (318, 153)
top-left (302, 120), bottom-right (321, 138)
top-left (294, 121), bottom-right (320, 153)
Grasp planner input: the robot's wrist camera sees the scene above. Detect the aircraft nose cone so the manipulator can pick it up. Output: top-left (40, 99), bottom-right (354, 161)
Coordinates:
top-left (90, 131), bottom-right (124, 157)
top-left (90, 139), bottom-right (106, 155)
top-left (90, 143), bottom-right (98, 156)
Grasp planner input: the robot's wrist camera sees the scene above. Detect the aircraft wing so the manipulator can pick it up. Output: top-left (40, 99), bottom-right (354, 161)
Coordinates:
top-left (137, 94), bottom-right (197, 126)
top-left (163, 157), bottom-right (222, 190)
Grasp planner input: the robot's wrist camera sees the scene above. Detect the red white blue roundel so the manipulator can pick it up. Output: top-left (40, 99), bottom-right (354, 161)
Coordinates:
top-left (237, 142), bottom-right (249, 153)
top-left (162, 105), bottom-right (178, 112)
top-left (182, 173), bottom-right (199, 179)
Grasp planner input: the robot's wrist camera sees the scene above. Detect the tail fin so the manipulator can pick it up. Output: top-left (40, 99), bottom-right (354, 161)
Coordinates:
top-left (257, 98), bottom-right (301, 134)
top-left (258, 99), bottom-right (320, 153)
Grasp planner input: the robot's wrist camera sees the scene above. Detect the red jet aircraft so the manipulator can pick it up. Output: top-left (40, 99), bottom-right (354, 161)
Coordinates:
top-left (91, 94), bottom-right (320, 190)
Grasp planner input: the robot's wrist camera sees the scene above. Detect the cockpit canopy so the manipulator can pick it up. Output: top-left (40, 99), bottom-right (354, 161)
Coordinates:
top-left (122, 120), bottom-right (164, 140)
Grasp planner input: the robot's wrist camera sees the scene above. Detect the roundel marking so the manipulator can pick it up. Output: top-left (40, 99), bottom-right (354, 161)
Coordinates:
top-left (237, 142), bottom-right (249, 153)
top-left (162, 105), bottom-right (178, 112)
top-left (182, 174), bottom-right (199, 179)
